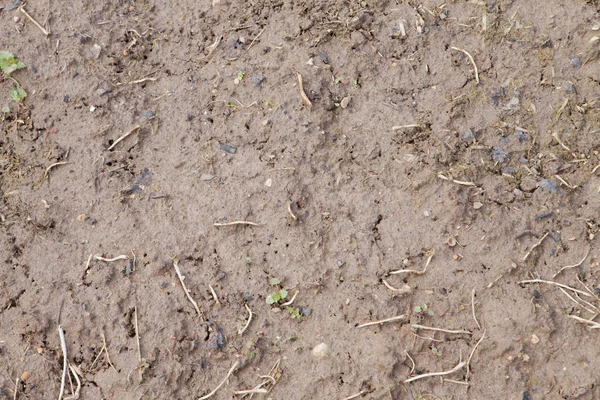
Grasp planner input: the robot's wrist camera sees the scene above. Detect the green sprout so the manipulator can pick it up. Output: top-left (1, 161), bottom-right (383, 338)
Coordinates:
top-left (287, 306), bottom-right (302, 319)
top-left (413, 304), bottom-right (435, 316)
top-left (0, 51), bottom-right (27, 105)
top-left (237, 71), bottom-right (245, 81)
top-left (266, 289), bottom-right (288, 305)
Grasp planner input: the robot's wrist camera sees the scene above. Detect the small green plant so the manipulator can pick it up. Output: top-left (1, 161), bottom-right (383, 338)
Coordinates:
top-left (0, 51), bottom-right (27, 108)
top-left (237, 71), bottom-right (245, 81)
top-left (266, 277), bottom-right (288, 305)
top-left (264, 99), bottom-right (273, 107)
top-left (287, 306), bottom-right (302, 319)
top-left (431, 346), bottom-right (442, 357)
top-left (413, 304), bottom-right (435, 316)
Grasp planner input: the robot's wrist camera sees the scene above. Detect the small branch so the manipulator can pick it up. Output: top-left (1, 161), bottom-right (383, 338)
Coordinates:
top-left (522, 232), bottom-right (549, 261)
top-left (412, 324), bottom-right (472, 335)
top-left (471, 289), bottom-right (481, 330)
top-left (357, 314), bottom-right (406, 328)
top-left (198, 360), bottom-right (240, 400)
top-left (134, 307), bottom-right (142, 364)
top-left (173, 260), bottom-right (204, 319)
top-left (281, 290), bottom-right (299, 306)
top-left (341, 390), bottom-right (368, 400)
top-left (450, 46), bottom-right (479, 84)
top-left (58, 324), bottom-right (68, 400)
top-left (466, 329), bottom-right (486, 379)
top-left (382, 279), bottom-right (411, 294)
top-left (247, 27), bottom-right (265, 51)
top-left (214, 221), bottom-right (260, 227)
top-left (553, 249), bottom-right (590, 278)
top-left (404, 360), bottom-right (466, 383)
top-left (238, 304), bottom-right (253, 335)
top-left (107, 125), bottom-right (141, 151)
top-left (390, 248), bottom-right (434, 275)
top-left (93, 254), bottom-right (128, 262)
top-left (38, 161), bottom-right (71, 188)
top-left (208, 285), bottom-right (221, 307)
top-left (519, 279), bottom-right (592, 297)
top-left (568, 315), bottom-right (600, 329)
top-left (296, 72), bottom-right (313, 109)
top-left (19, 6), bottom-right (50, 35)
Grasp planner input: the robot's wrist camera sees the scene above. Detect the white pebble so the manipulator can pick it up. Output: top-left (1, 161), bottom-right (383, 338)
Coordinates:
top-left (312, 343), bottom-right (328, 359)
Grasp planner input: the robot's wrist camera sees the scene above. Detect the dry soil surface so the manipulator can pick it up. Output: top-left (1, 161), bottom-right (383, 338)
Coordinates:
top-left (2, 1), bottom-right (600, 399)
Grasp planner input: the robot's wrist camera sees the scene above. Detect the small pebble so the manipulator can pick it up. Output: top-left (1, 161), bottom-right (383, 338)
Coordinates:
top-left (264, 178), bottom-right (272, 187)
top-left (530, 334), bottom-right (540, 344)
top-left (97, 88), bottom-right (108, 96)
top-left (89, 105), bottom-right (96, 112)
top-left (63, 95), bottom-right (69, 103)
top-left (473, 202), bottom-right (483, 209)
top-left (570, 56), bottom-right (581, 68)
top-left (311, 343), bottom-right (328, 359)
top-left (340, 96), bottom-right (351, 109)
top-left (302, 308), bottom-right (312, 317)
top-left (423, 210), bottom-right (430, 217)
top-left (200, 174), bottom-right (214, 181)
top-left (220, 143), bottom-right (237, 154)
top-left (91, 44), bottom-right (102, 59)
top-left (13, 16), bottom-right (20, 23)
top-left (251, 75), bottom-right (265, 86)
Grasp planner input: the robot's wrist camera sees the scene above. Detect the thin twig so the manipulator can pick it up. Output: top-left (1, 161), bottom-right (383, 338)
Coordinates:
top-left (382, 279), bottom-right (411, 294)
top-left (357, 315), bottom-right (406, 328)
top-left (450, 46), bottom-right (479, 84)
top-left (404, 360), bottom-right (466, 383)
top-left (391, 124), bottom-right (423, 130)
top-left (19, 6), bottom-right (50, 35)
top-left (107, 125), bottom-right (141, 151)
top-left (58, 324), bottom-right (68, 400)
top-left (553, 249), bottom-right (589, 278)
top-left (93, 254), bottom-right (128, 262)
top-left (281, 290), bottom-right (299, 306)
top-left (214, 221), bottom-right (260, 227)
top-left (412, 324), bottom-right (472, 335)
top-left (209, 285), bottom-right (221, 307)
top-left (173, 260), bottom-right (204, 319)
top-left (65, 364), bottom-right (81, 400)
top-left (198, 360), bottom-right (240, 400)
top-left (128, 77), bottom-right (157, 85)
top-left (341, 390), bottom-right (368, 400)
top-left (101, 331), bottom-right (116, 371)
top-left (559, 288), bottom-right (597, 315)
top-left (38, 161), bottom-right (71, 188)
top-left (238, 304), bottom-right (253, 335)
top-left (522, 232), bottom-right (550, 261)
top-left (568, 315), bottom-right (600, 329)
top-left (444, 379), bottom-right (469, 386)
top-left (287, 203), bottom-right (297, 220)
top-left (406, 350), bottom-right (416, 375)
top-left (519, 279), bottom-right (592, 297)
top-left (471, 289), bottom-right (481, 330)
top-left (247, 28), bottom-right (265, 51)
top-left (296, 72), bottom-right (312, 109)
top-left (134, 307), bottom-right (142, 364)
top-left (466, 329), bottom-right (486, 379)
top-left (390, 248), bottom-right (434, 275)
top-left (438, 174), bottom-right (477, 186)
top-left (233, 388), bottom-right (268, 395)
top-left (13, 377), bottom-right (18, 400)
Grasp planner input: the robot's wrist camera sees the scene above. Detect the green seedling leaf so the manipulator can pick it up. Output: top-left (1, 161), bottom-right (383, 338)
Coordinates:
top-left (413, 305), bottom-right (422, 313)
top-left (269, 278), bottom-right (281, 286)
top-left (9, 85), bottom-right (27, 102)
top-left (0, 51), bottom-right (26, 75)
top-left (237, 71), bottom-right (244, 80)
top-left (279, 289), bottom-right (288, 300)
top-left (334, 77), bottom-right (343, 84)
top-left (427, 309), bottom-right (435, 317)
top-left (266, 292), bottom-right (281, 305)
top-left (1, 105), bottom-right (9, 113)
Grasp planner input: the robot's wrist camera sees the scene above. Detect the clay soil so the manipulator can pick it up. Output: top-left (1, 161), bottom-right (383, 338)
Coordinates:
top-left (3, 0), bottom-right (600, 399)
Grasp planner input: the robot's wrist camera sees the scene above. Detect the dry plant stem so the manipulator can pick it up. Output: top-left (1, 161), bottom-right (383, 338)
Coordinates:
top-left (406, 351), bottom-right (416, 375)
top-left (553, 249), bottom-right (589, 278)
top-left (19, 6), bottom-right (50, 35)
top-left (382, 279), bottom-right (411, 294)
top-left (471, 289), bottom-right (481, 330)
top-left (466, 329), bottom-right (486, 379)
top-left (101, 331), bottom-right (116, 370)
top-left (13, 377), bottom-right (18, 400)
top-left (522, 232), bottom-right (550, 261)
top-left (129, 77), bottom-right (157, 85)
top-left (412, 324), bottom-right (472, 335)
top-left (450, 46), bottom-right (479, 84)
top-left (58, 325), bottom-right (68, 400)
top-left (391, 124), bottom-right (422, 130)
top-left (198, 360), bottom-right (240, 400)
top-left (247, 28), bottom-right (265, 51)
top-left (568, 315), bottom-right (600, 329)
top-left (209, 285), bottom-right (221, 307)
top-left (93, 255), bottom-right (127, 262)
top-left (65, 364), bottom-right (81, 400)
top-left (296, 72), bottom-right (313, 109)
top-left (341, 390), bottom-right (368, 400)
top-left (438, 174), bottom-right (477, 186)
top-left (552, 132), bottom-right (571, 151)
top-left (134, 307), bottom-right (142, 364)
top-left (38, 161), bottom-right (71, 188)
top-left (404, 360), bottom-right (466, 383)
top-left (107, 125), bottom-right (141, 151)
top-left (559, 288), bottom-right (596, 314)
top-left (444, 379), bottom-right (469, 386)
top-left (281, 290), bottom-right (299, 306)
top-left (234, 389), bottom-right (268, 395)
top-left (357, 314), bottom-right (406, 328)
top-left (287, 203), bottom-right (297, 220)
top-left (214, 221), bottom-right (260, 227)
top-left (238, 304), bottom-right (253, 335)
top-left (173, 261), bottom-right (204, 318)
top-left (519, 279), bottom-right (592, 297)
top-left (390, 248), bottom-right (434, 275)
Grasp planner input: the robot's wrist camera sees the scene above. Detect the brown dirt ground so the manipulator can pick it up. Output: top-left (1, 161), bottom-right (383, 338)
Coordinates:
top-left (2, 0), bottom-right (600, 399)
